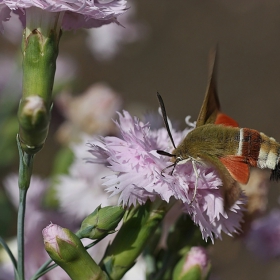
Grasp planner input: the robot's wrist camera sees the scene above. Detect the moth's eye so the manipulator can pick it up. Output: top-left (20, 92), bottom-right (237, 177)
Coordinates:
top-left (176, 156), bottom-right (183, 163)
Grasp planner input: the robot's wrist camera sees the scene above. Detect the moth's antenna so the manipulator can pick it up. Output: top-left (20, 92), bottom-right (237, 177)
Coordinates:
top-left (157, 150), bottom-right (174, 157)
top-left (157, 92), bottom-right (177, 149)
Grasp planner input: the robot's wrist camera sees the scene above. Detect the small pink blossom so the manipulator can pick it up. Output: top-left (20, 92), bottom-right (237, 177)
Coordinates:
top-left (183, 247), bottom-right (209, 277)
top-left (42, 223), bottom-right (72, 253)
top-left (88, 110), bottom-right (246, 242)
top-left (0, 0), bottom-right (127, 32)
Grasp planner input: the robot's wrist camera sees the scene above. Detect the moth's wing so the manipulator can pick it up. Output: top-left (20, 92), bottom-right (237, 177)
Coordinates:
top-left (215, 113), bottom-right (238, 127)
top-left (196, 50), bottom-right (220, 127)
top-left (220, 155), bottom-right (250, 185)
top-left (200, 154), bottom-right (245, 209)
top-left (196, 50), bottom-right (238, 128)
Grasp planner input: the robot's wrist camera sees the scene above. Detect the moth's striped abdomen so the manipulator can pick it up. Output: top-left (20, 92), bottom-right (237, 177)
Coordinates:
top-left (258, 132), bottom-right (280, 170)
top-left (237, 128), bottom-right (262, 167)
top-left (237, 128), bottom-right (280, 179)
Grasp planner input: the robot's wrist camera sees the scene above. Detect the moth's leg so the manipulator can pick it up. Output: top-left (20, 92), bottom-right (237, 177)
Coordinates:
top-left (190, 159), bottom-right (200, 204)
top-left (160, 162), bottom-right (176, 176)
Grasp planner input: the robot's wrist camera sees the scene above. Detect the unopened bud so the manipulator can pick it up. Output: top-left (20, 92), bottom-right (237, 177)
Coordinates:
top-left (43, 223), bottom-right (108, 280)
top-left (77, 205), bottom-right (125, 240)
top-left (173, 247), bottom-right (211, 280)
top-left (43, 223), bottom-right (80, 262)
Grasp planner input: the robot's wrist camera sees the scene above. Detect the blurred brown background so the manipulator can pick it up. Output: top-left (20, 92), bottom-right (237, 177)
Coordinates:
top-left (2, 0), bottom-right (280, 279)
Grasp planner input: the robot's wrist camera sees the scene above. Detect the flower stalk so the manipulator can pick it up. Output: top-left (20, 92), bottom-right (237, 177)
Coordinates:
top-left (17, 188), bottom-right (28, 280)
top-left (16, 7), bottom-right (63, 280)
top-left (17, 135), bottom-right (34, 280)
top-left (18, 7), bottom-right (62, 154)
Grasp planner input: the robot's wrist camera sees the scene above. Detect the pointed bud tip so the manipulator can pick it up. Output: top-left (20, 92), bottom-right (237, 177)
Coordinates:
top-left (79, 205), bottom-right (125, 239)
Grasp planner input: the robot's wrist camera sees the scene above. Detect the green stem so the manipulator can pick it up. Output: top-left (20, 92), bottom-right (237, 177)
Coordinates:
top-left (33, 263), bottom-right (57, 280)
top-left (17, 135), bottom-right (34, 280)
top-left (17, 189), bottom-right (28, 280)
top-left (29, 260), bottom-right (54, 280)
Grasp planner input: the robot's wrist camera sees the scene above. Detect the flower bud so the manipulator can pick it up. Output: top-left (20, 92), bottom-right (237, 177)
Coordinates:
top-left (77, 205), bottom-right (125, 240)
top-left (173, 247), bottom-right (211, 280)
top-left (43, 223), bottom-right (108, 280)
top-left (18, 96), bottom-right (50, 153)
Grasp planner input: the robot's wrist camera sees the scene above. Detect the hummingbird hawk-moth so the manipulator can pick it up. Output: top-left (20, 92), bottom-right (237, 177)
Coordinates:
top-left (157, 52), bottom-right (280, 209)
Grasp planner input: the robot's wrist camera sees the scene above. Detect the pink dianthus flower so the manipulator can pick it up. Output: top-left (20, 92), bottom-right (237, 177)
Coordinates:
top-left (88, 110), bottom-right (246, 242)
top-left (0, 0), bottom-right (127, 32)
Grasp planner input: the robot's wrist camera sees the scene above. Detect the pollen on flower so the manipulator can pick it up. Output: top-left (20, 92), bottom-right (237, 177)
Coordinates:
top-left (88, 110), bottom-right (246, 242)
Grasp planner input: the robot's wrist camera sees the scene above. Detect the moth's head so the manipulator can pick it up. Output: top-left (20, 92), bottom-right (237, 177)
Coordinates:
top-left (156, 149), bottom-right (186, 175)
top-left (171, 143), bottom-right (190, 161)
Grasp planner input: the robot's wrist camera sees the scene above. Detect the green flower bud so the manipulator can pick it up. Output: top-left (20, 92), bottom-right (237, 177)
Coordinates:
top-left (18, 7), bottom-right (61, 155)
top-left (77, 205), bottom-right (125, 240)
top-left (173, 247), bottom-right (211, 280)
top-left (43, 223), bottom-right (108, 280)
